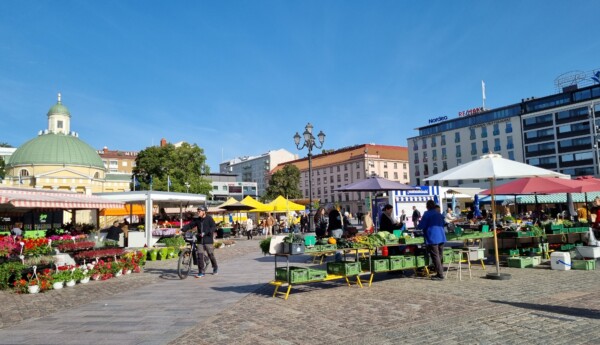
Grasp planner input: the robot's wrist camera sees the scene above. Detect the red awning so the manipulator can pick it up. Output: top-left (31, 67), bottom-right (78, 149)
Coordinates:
top-left (0, 187), bottom-right (124, 209)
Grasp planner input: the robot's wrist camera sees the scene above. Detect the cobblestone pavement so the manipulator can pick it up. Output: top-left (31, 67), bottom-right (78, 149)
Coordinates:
top-left (168, 263), bottom-right (600, 345)
top-left (2, 236), bottom-right (600, 345)
top-left (0, 237), bottom-right (261, 330)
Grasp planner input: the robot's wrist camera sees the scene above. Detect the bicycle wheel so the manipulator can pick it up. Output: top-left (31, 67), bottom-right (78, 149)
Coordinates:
top-left (177, 248), bottom-right (193, 279)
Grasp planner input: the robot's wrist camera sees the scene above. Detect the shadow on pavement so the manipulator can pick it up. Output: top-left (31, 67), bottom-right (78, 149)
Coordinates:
top-left (144, 267), bottom-right (183, 280)
top-left (490, 300), bottom-right (600, 319)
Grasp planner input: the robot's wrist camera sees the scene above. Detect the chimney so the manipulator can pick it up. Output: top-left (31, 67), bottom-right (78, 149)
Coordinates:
top-left (160, 138), bottom-right (167, 147)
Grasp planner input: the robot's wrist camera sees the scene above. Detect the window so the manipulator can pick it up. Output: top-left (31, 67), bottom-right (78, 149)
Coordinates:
top-left (432, 149), bottom-right (437, 160)
top-left (471, 143), bottom-right (477, 155)
top-left (222, 186), bottom-right (227, 191)
top-left (337, 166), bottom-right (340, 172)
top-left (330, 176), bottom-right (334, 183)
top-left (57, 120), bottom-right (63, 129)
top-left (394, 162), bottom-right (397, 169)
top-left (493, 123), bottom-right (500, 136)
top-left (403, 163), bottom-right (407, 169)
top-left (441, 147), bottom-right (447, 160)
top-left (337, 175), bottom-right (341, 182)
top-left (507, 136), bottom-right (514, 149)
top-left (19, 169), bottom-right (29, 177)
top-left (356, 171), bottom-right (360, 179)
top-left (384, 172), bottom-right (388, 178)
top-left (317, 177), bottom-right (320, 185)
top-left (414, 153), bottom-right (419, 163)
top-left (403, 172), bottom-right (408, 179)
top-left (394, 172), bottom-right (398, 179)
top-left (455, 132), bottom-right (460, 143)
top-left (442, 161), bottom-right (448, 171)
top-left (383, 162), bottom-right (388, 168)
top-left (344, 164), bottom-right (348, 171)
top-left (422, 138), bottom-right (427, 149)
top-left (470, 128), bottom-right (476, 140)
top-left (413, 140), bottom-right (418, 150)
top-left (330, 167), bottom-right (333, 173)
top-left (122, 161), bottom-right (128, 166)
top-left (317, 170), bottom-right (320, 176)
top-left (344, 173), bottom-right (348, 181)
top-left (482, 140), bottom-right (489, 154)
top-left (494, 138), bottom-right (501, 152)
top-left (456, 145), bottom-right (461, 157)
top-left (506, 123), bottom-right (513, 133)
top-left (431, 136), bottom-right (437, 147)
top-left (213, 185), bottom-right (218, 190)
top-left (356, 162), bottom-right (360, 168)
top-left (423, 152), bottom-right (428, 162)
top-left (481, 126), bottom-right (488, 138)
top-left (441, 134), bottom-right (446, 146)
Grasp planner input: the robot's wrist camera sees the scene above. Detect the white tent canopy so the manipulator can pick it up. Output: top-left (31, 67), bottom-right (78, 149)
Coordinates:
top-left (95, 191), bottom-right (206, 246)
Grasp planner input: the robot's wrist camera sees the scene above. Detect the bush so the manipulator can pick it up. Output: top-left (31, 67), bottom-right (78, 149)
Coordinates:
top-left (158, 236), bottom-right (185, 248)
top-left (0, 261), bottom-right (26, 290)
top-left (259, 237), bottom-right (272, 255)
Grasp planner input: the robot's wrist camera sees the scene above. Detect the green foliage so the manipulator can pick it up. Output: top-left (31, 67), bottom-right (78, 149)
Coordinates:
top-left (259, 237), bottom-right (272, 255)
top-left (562, 219), bottom-right (573, 228)
top-left (0, 157), bottom-right (5, 180)
top-left (283, 233), bottom-right (304, 244)
top-left (158, 236), bottom-right (186, 248)
top-left (264, 164), bottom-right (302, 201)
top-left (0, 261), bottom-right (26, 290)
top-left (133, 142), bottom-right (211, 194)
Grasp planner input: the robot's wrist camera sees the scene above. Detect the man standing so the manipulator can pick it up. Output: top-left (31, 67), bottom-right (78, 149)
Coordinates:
top-left (182, 206), bottom-right (218, 278)
top-left (106, 221), bottom-right (123, 242)
top-left (379, 204), bottom-right (401, 231)
top-left (246, 217), bottom-right (254, 240)
top-left (265, 213), bottom-right (275, 236)
top-left (411, 206), bottom-right (421, 229)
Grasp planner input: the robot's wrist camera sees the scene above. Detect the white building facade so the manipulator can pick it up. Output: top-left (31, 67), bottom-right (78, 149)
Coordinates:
top-left (219, 149), bottom-right (297, 197)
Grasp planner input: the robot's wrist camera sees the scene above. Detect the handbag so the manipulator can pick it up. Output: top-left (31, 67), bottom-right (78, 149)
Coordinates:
top-left (447, 222), bottom-right (456, 232)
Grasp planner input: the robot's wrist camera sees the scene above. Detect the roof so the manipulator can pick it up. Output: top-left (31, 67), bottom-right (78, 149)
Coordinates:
top-left (8, 133), bottom-right (105, 169)
top-left (272, 144), bottom-right (408, 173)
top-left (47, 100), bottom-right (70, 117)
top-left (0, 187), bottom-right (123, 209)
top-left (104, 173), bottom-right (132, 182)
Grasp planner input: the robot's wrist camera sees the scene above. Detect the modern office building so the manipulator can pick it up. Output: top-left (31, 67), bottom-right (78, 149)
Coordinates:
top-left (409, 75), bottom-right (600, 188)
top-left (205, 173), bottom-right (258, 203)
top-left (219, 149), bottom-right (297, 197)
top-left (272, 144), bottom-right (409, 215)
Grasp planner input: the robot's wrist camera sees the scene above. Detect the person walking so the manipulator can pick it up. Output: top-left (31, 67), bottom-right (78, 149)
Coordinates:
top-left (265, 213), bottom-right (275, 236)
top-left (246, 217), bottom-right (254, 240)
top-left (411, 206), bottom-right (421, 229)
top-left (182, 206), bottom-right (218, 278)
top-left (399, 209), bottom-right (408, 231)
top-left (379, 204), bottom-right (402, 231)
top-left (417, 200), bottom-right (447, 280)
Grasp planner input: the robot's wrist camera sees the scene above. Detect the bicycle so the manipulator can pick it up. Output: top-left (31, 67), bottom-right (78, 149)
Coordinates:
top-left (178, 231), bottom-right (209, 279)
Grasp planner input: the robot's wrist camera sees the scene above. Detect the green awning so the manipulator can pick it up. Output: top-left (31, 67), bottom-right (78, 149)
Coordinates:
top-left (516, 192), bottom-right (600, 204)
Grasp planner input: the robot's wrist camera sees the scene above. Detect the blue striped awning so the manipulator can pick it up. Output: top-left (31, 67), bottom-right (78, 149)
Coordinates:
top-left (395, 196), bottom-right (433, 203)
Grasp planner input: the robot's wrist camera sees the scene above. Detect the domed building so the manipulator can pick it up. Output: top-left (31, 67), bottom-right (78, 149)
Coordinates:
top-left (4, 94), bottom-right (130, 194)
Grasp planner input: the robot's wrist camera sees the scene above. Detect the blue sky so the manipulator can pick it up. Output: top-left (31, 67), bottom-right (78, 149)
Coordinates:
top-left (2, 1), bottom-right (600, 171)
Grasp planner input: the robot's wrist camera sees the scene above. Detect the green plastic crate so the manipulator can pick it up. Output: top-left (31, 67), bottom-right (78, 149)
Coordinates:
top-left (507, 257), bottom-right (534, 268)
top-left (398, 237), bottom-right (424, 244)
top-left (393, 230), bottom-right (403, 238)
top-left (572, 259), bottom-right (596, 270)
top-left (416, 255), bottom-right (429, 267)
top-left (307, 268), bottom-right (327, 280)
top-left (402, 255), bottom-right (416, 269)
top-left (304, 246), bottom-right (318, 253)
top-left (327, 261), bottom-right (361, 276)
top-left (275, 266), bottom-right (309, 283)
top-left (360, 257), bottom-right (389, 272)
top-left (388, 256), bottom-right (405, 270)
top-left (500, 249), bottom-right (520, 256)
top-left (304, 235), bottom-right (316, 246)
top-left (442, 251), bottom-right (453, 264)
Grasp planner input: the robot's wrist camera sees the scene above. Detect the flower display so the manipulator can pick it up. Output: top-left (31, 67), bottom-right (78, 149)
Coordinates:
top-left (74, 248), bottom-right (125, 260)
top-left (56, 241), bottom-right (95, 252)
top-left (0, 237), bottom-right (18, 257)
top-left (22, 238), bottom-right (53, 256)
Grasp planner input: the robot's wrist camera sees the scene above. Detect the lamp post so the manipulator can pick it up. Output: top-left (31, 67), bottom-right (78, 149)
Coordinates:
top-left (185, 182), bottom-right (190, 193)
top-left (294, 123), bottom-right (325, 232)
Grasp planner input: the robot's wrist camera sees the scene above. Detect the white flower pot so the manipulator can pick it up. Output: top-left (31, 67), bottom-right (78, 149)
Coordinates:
top-left (65, 280), bottom-right (76, 287)
top-left (28, 285), bottom-right (40, 294)
top-left (80, 277), bottom-right (90, 284)
top-left (91, 274), bottom-right (101, 281)
top-left (125, 269), bottom-right (132, 275)
top-left (53, 281), bottom-right (64, 290)
top-left (114, 271), bottom-right (122, 277)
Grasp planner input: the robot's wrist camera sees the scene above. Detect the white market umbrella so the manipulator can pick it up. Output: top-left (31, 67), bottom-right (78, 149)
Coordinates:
top-left (425, 153), bottom-right (569, 280)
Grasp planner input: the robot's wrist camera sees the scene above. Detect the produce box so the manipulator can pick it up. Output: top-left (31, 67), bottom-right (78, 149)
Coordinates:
top-left (416, 255), bottom-right (429, 267)
top-left (402, 255), bottom-right (417, 269)
top-left (468, 248), bottom-right (485, 261)
top-left (507, 257), bottom-right (534, 268)
top-left (307, 268), bottom-right (327, 281)
top-left (398, 237), bottom-right (424, 244)
top-left (571, 259), bottom-right (596, 270)
top-left (385, 238), bottom-right (399, 245)
top-left (393, 230), bottom-right (403, 238)
top-left (304, 246), bottom-right (318, 253)
top-left (531, 256), bottom-right (542, 266)
top-left (275, 266), bottom-right (309, 283)
top-left (544, 223), bottom-right (563, 231)
top-left (282, 242), bottom-right (305, 255)
top-left (442, 251), bottom-right (454, 264)
top-left (388, 256), bottom-right (405, 270)
top-left (316, 244), bottom-right (337, 252)
top-left (360, 257), bottom-right (389, 272)
top-left (327, 261), bottom-right (361, 276)
top-left (500, 249), bottom-right (520, 256)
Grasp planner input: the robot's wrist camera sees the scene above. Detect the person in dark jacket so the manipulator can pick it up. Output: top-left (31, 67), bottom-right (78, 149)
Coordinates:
top-left (379, 204), bottom-right (401, 231)
top-left (106, 221), bottom-right (123, 242)
top-left (417, 200), bottom-right (447, 280)
top-left (182, 205), bottom-right (218, 277)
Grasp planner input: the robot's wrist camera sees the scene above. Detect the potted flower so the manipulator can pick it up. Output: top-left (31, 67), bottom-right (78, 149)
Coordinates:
top-left (51, 269), bottom-right (71, 289)
top-left (13, 273), bottom-right (40, 294)
top-left (110, 260), bottom-right (123, 277)
top-left (65, 268), bottom-right (77, 287)
top-left (71, 266), bottom-right (87, 284)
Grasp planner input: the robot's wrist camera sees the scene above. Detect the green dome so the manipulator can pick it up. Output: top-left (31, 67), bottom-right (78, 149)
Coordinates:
top-left (47, 102), bottom-right (70, 117)
top-left (8, 133), bottom-right (104, 169)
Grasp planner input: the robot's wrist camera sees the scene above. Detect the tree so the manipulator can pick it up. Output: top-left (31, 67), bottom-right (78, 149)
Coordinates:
top-left (132, 142), bottom-right (212, 194)
top-left (0, 143), bottom-right (10, 179)
top-left (264, 164), bottom-right (302, 201)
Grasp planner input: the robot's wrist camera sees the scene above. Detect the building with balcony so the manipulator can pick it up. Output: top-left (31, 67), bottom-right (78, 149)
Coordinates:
top-left (409, 73), bottom-right (600, 188)
top-left (272, 144), bottom-right (409, 215)
top-left (204, 173), bottom-right (258, 203)
top-left (219, 149), bottom-right (297, 196)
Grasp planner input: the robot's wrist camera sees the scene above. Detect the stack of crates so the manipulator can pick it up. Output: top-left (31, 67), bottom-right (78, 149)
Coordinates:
top-left (327, 261), bottom-right (361, 276)
top-left (360, 256), bottom-right (389, 272)
top-left (275, 266), bottom-right (309, 283)
top-left (571, 259), bottom-right (596, 270)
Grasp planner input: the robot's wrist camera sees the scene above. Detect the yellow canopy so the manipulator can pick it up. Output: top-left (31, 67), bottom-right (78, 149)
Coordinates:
top-left (266, 195), bottom-right (306, 212)
top-left (217, 197), bottom-right (239, 209)
top-left (100, 204), bottom-right (146, 216)
top-left (241, 196), bottom-right (273, 212)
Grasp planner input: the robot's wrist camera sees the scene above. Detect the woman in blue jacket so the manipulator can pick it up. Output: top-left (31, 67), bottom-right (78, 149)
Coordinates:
top-left (417, 200), bottom-right (447, 280)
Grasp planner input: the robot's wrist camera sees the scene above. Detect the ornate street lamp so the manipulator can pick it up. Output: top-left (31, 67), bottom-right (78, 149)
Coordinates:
top-left (294, 122), bottom-right (325, 232)
top-left (184, 182), bottom-right (190, 193)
